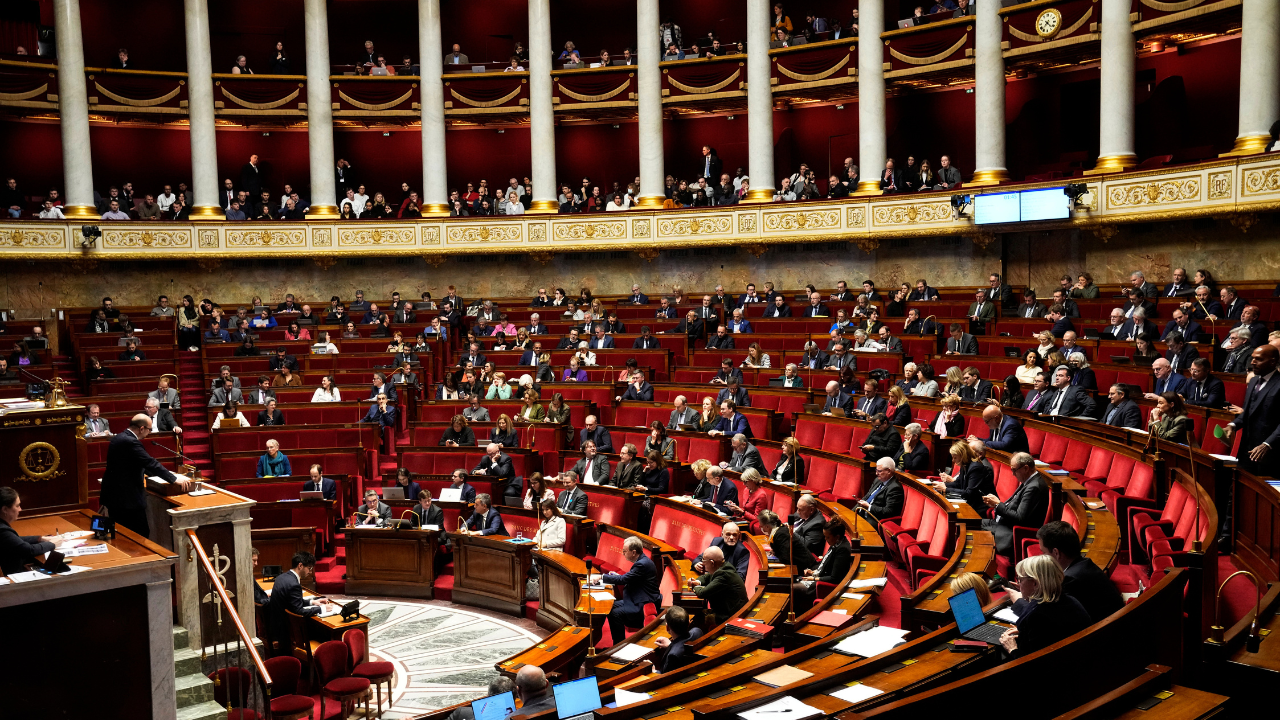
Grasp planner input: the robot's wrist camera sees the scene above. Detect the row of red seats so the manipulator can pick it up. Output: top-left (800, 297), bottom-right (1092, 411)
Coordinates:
top-left (879, 480), bottom-right (956, 589)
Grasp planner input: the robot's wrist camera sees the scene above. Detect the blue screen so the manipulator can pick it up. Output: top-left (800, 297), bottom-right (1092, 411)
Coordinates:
top-left (1019, 188), bottom-right (1070, 221)
top-left (472, 692), bottom-right (516, 720)
top-left (553, 676), bottom-right (602, 719)
top-left (974, 191), bottom-right (1020, 225)
top-left (948, 587), bottom-right (986, 633)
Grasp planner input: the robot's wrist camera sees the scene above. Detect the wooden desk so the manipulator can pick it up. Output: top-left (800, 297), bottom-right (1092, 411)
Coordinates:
top-left (901, 529), bottom-right (998, 631)
top-left (257, 577), bottom-right (371, 659)
top-left (344, 525), bottom-right (439, 598)
top-left (451, 531), bottom-right (535, 616)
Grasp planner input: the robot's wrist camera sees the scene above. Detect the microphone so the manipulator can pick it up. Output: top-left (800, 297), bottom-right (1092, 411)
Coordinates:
top-left (15, 366), bottom-right (51, 400)
top-left (398, 509), bottom-right (420, 531)
top-left (147, 438), bottom-right (201, 479)
top-left (922, 315), bottom-right (937, 336)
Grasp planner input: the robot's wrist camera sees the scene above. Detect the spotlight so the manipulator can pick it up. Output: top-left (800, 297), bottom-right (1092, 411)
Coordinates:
top-left (1064, 183), bottom-right (1094, 209)
top-left (950, 194), bottom-right (973, 218)
top-left (80, 225), bottom-right (101, 249)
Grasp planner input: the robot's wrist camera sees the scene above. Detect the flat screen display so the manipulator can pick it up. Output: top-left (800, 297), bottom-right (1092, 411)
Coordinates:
top-left (1019, 188), bottom-right (1070, 222)
top-left (973, 191), bottom-right (1020, 225)
top-left (553, 676), bottom-right (602, 719)
top-left (472, 691), bottom-right (516, 720)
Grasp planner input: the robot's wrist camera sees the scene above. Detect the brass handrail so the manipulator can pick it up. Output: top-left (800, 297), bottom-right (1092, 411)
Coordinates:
top-left (186, 529), bottom-right (273, 690)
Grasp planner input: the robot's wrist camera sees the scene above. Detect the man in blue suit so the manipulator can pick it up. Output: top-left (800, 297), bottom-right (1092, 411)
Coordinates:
top-left (1048, 305), bottom-right (1075, 338)
top-left (709, 400), bottom-right (752, 439)
top-left (1160, 308), bottom-right (1203, 343)
top-left (628, 284), bottom-right (650, 305)
top-left (519, 341), bottom-right (544, 366)
top-left (852, 378), bottom-right (888, 418)
top-left (602, 536), bottom-right (663, 642)
top-left (1101, 384), bottom-right (1143, 428)
top-left (1185, 359), bottom-right (1226, 409)
top-left (693, 521), bottom-right (750, 578)
top-left (726, 308), bottom-right (753, 334)
top-left (652, 607), bottom-right (702, 672)
top-left (462, 494), bottom-right (508, 536)
top-left (694, 466), bottom-right (740, 515)
top-left (821, 380), bottom-right (855, 416)
top-left (1145, 358), bottom-right (1190, 399)
top-left (588, 326), bottom-right (615, 349)
top-left (977, 406), bottom-right (1029, 454)
top-left (100, 414), bottom-right (191, 536)
top-left (302, 464), bottom-right (337, 500)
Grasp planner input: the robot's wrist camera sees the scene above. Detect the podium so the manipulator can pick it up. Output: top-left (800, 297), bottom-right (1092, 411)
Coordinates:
top-left (0, 404), bottom-right (89, 513)
top-left (451, 532), bottom-right (535, 616)
top-left (345, 525), bottom-right (440, 598)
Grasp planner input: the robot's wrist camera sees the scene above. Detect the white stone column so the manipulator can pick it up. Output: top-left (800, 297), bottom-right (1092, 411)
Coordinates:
top-left (743, 0), bottom-right (775, 201)
top-left (635, 0), bottom-right (665, 207)
top-left (970, 4), bottom-right (1008, 185)
top-left (1225, 0), bottom-right (1280, 155)
top-left (527, 0), bottom-right (558, 213)
top-left (418, 0), bottom-right (449, 214)
top-left (182, 0), bottom-right (222, 218)
top-left (302, 0), bottom-right (338, 217)
top-left (855, 0), bottom-right (886, 193)
top-left (51, 0), bottom-right (96, 219)
top-left (1089, 0), bottom-right (1137, 173)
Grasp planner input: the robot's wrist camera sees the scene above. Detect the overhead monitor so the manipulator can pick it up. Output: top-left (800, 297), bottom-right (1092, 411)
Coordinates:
top-left (1019, 188), bottom-right (1071, 222)
top-left (973, 191), bottom-right (1020, 225)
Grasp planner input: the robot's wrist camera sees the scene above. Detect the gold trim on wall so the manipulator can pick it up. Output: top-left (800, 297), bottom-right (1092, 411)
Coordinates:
top-left (448, 86), bottom-right (522, 108)
top-left (0, 84), bottom-right (48, 102)
top-left (556, 80), bottom-right (631, 103)
top-left (888, 35), bottom-right (969, 66)
top-left (1008, 8), bottom-right (1093, 43)
top-left (775, 55), bottom-right (850, 82)
top-left (219, 86), bottom-right (300, 110)
top-left (93, 81), bottom-right (181, 107)
top-left (1140, 0), bottom-right (1205, 11)
top-left (667, 69), bottom-right (742, 94)
top-left (337, 89), bottom-right (413, 111)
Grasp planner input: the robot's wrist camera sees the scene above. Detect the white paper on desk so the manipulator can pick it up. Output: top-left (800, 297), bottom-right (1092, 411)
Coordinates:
top-left (148, 475), bottom-right (170, 484)
top-left (610, 644), bottom-right (653, 663)
top-left (57, 565), bottom-right (92, 575)
top-left (590, 591), bottom-right (615, 601)
top-left (832, 626), bottom-right (909, 657)
top-left (62, 530), bottom-right (95, 540)
top-left (993, 608), bottom-right (1020, 624)
top-left (317, 606), bottom-right (342, 618)
top-left (1085, 501), bottom-right (1105, 510)
top-left (426, 524), bottom-right (441, 531)
top-left (847, 577), bottom-right (888, 589)
top-left (62, 544), bottom-right (109, 557)
top-left (829, 684), bottom-right (884, 704)
top-left (7, 570), bottom-right (52, 583)
top-left (737, 696), bottom-right (823, 720)
top-left (439, 488), bottom-right (463, 502)
top-left (614, 689), bottom-right (649, 707)
top-left (189, 488), bottom-right (218, 497)
top-left (842, 593), bottom-right (866, 600)
top-left (1209, 454), bottom-right (1237, 463)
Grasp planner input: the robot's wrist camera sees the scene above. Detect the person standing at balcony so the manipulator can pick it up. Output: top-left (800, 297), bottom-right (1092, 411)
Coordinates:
top-left (936, 155), bottom-right (961, 190)
top-left (270, 41), bottom-right (290, 74)
top-left (772, 4), bottom-right (793, 33)
top-left (113, 48), bottom-right (132, 69)
top-left (232, 55), bottom-right (254, 74)
top-left (358, 39), bottom-right (378, 69)
top-left (699, 146), bottom-right (722, 186)
top-left (660, 20), bottom-right (683, 53)
top-left (240, 154), bottom-right (262, 200)
top-left (953, 0), bottom-right (974, 18)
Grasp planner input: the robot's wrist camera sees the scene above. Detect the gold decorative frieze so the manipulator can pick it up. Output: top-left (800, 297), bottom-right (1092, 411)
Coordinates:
top-left (1106, 177), bottom-right (1200, 208)
top-left (657, 215), bottom-right (732, 237)
top-left (636, 247), bottom-right (661, 262)
top-left (312, 228), bottom-right (332, 247)
top-left (528, 251), bottom-right (556, 265)
top-left (871, 203), bottom-right (952, 226)
top-left (226, 228), bottom-right (305, 247)
top-left (846, 207), bottom-right (866, 228)
top-left (737, 213), bottom-right (757, 234)
top-left (762, 209), bottom-right (840, 232)
top-left (1242, 166), bottom-right (1280, 197)
top-left (525, 224), bottom-right (544, 244)
top-left (632, 219), bottom-right (651, 239)
top-left (423, 226), bottom-right (442, 245)
top-left (337, 227), bottom-right (415, 246)
top-left (553, 220), bottom-right (627, 241)
top-left (1208, 171), bottom-right (1232, 200)
top-left (102, 229), bottom-right (192, 248)
top-left (198, 229), bottom-right (220, 248)
top-left (447, 224), bottom-right (523, 244)
top-left (0, 228), bottom-right (64, 248)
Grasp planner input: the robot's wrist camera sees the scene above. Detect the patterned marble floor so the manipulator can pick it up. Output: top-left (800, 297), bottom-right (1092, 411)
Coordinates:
top-left (342, 598), bottom-right (546, 719)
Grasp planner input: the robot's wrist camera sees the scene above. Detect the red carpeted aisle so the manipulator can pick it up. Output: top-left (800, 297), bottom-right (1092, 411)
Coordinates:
top-left (177, 349), bottom-right (214, 475)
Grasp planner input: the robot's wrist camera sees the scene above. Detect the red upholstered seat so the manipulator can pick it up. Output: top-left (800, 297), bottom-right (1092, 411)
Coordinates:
top-left (314, 640), bottom-right (369, 719)
top-left (820, 424), bottom-right (853, 453)
top-left (271, 696), bottom-right (314, 715)
top-left (345, 628), bottom-right (394, 717)
top-left (1039, 433), bottom-right (1068, 466)
top-left (803, 456), bottom-right (837, 496)
top-left (263, 656), bottom-right (312, 720)
top-left (326, 677), bottom-right (371, 694)
top-left (794, 419), bottom-right (825, 449)
top-left (1023, 426), bottom-right (1045, 456)
top-left (824, 464), bottom-right (864, 502)
top-left (1061, 440), bottom-right (1092, 474)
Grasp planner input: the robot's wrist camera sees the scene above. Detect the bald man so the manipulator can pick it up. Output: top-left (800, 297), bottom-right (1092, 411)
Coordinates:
top-left (972, 405), bottom-right (1028, 454)
top-left (688, 545), bottom-right (748, 624)
top-left (514, 666), bottom-right (558, 715)
top-left (101, 413), bottom-right (192, 536)
top-left (693, 522), bottom-right (750, 578)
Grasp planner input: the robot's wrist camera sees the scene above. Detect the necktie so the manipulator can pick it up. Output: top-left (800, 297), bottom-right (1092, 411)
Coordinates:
top-left (1049, 390), bottom-right (1066, 415)
top-left (975, 303), bottom-right (983, 318)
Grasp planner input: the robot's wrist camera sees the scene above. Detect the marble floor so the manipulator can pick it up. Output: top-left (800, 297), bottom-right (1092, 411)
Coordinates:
top-left (332, 596), bottom-right (548, 719)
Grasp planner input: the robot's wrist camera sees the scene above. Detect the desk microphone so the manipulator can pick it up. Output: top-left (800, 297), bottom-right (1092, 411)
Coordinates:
top-left (16, 365), bottom-right (51, 398)
top-left (148, 439), bottom-right (202, 480)
top-left (397, 509), bottom-right (420, 531)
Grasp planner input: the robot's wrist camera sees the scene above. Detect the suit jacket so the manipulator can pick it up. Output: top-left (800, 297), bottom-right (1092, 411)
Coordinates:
top-left (825, 352), bottom-right (856, 371)
top-left (790, 512), bottom-right (827, 558)
top-left (986, 416), bottom-right (1029, 453)
top-left (1152, 373), bottom-right (1191, 397)
top-left (705, 334), bottom-right (735, 350)
top-left (362, 404), bottom-right (397, 427)
top-left (244, 388), bottom-right (276, 405)
top-left (801, 351), bottom-right (829, 369)
top-left (1184, 376), bottom-right (1226, 408)
top-left (1231, 371), bottom-right (1280, 475)
top-left (367, 383), bottom-right (398, 403)
top-left (667, 406), bottom-right (698, 429)
top-left (101, 430), bottom-right (176, 512)
top-left (208, 387), bottom-right (244, 407)
top-left (1045, 386), bottom-right (1096, 417)
top-left (696, 536), bottom-right (751, 579)
top-left (0, 518), bottom-right (56, 575)
top-left (472, 453), bottom-right (515, 481)
top-left (727, 445), bottom-right (766, 474)
top-left (1102, 400), bottom-right (1143, 428)
top-left (580, 426), bottom-right (614, 452)
top-left (1117, 318), bottom-right (1158, 341)
top-left (466, 508), bottom-right (508, 536)
top-left (654, 628), bottom-right (704, 673)
top-left (257, 409), bottom-right (285, 426)
top-left (1070, 367), bottom-right (1098, 391)
top-left (1049, 317), bottom-right (1075, 338)
top-left (693, 562), bottom-right (749, 622)
top-left (803, 303), bottom-right (831, 318)
top-left (268, 354), bottom-right (299, 372)
top-left (811, 540), bottom-right (854, 584)
top-left (854, 394), bottom-right (888, 417)
top-left (622, 382), bottom-right (654, 401)
top-left (863, 426), bottom-right (904, 461)
top-left (967, 301), bottom-right (996, 323)
top-left (770, 525), bottom-right (816, 571)
top-left (1017, 302), bottom-right (1047, 319)
top-left (727, 319), bottom-right (753, 334)
top-left (572, 456), bottom-right (610, 486)
top-left (716, 386), bottom-right (751, 407)
top-left (863, 477), bottom-right (904, 520)
top-left (903, 318), bottom-right (937, 335)
top-left (556, 486), bottom-right (589, 515)
top-left (983, 473), bottom-right (1051, 555)
top-left (1161, 282), bottom-right (1195, 299)
top-left (267, 570), bottom-right (319, 648)
top-left (695, 478), bottom-right (740, 515)
top-left (602, 554), bottom-right (663, 611)
top-left (588, 335), bottom-right (615, 349)
top-left (355, 500), bottom-right (391, 526)
top-left (1063, 557), bottom-right (1125, 622)
top-left (303, 476), bottom-right (338, 500)
top-left (944, 460), bottom-right (996, 510)
top-left (694, 306), bottom-right (720, 324)
top-left (1022, 388), bottom-right (1051, 413)
top-left (762, 303), bottom-right (793, 318)
top-left (633, 335), bottom-right (662, 349)
top-left (712, 412), bottom-right (752, 440)
top-left (1163, 344), bottom-right (1200, 375)
top-left (947, 333), bottom-right (979, 354)
top-left (1161, 320), bottom-right (1203, 343)
top-left (959, 380), bottom-right (993, 403)
top-left (668, 317), bottom-right (707, 340)
top-left (612, 459), bottom-right (643, 488)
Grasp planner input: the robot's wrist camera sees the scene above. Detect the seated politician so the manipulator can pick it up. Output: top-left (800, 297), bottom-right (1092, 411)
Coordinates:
top-left (791, 516), bottom-right (853, 608)
top-left (694, 521), bottom-right (750, 578)
top-left (256, 439), bottom-right (291, 477)
top-left (0, 487), bottom-right (61, 575)
top-left (998, 554), bottom-right (1091, 661)
top-left (267, 552), bottom-right (339, 655)
top-left (601, 536), bottom-right (664, 643)
top-left (354, 489), bottom-right (391, 527)
top-left (688, 545), bottom-right (749, 624)
top-left (461, 493), bottom-right (508, 536)
top-left (651, 606), bottom-right (702, 673)
top-left (302, 463), bottom-right (336, 500)
top-left (1023, 521), bottom-right (1124, 623)
top-left (757, 509), bottom-right (816, 572)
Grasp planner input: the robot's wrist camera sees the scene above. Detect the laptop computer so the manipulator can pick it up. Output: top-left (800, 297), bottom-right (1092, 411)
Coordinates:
top-left (1110, 355), bottom-right (1131, 364)
top-left (828, 407), bottom-right (846, 418)
top-left (311, 344), bottom-right (331, 354)
top-left (1082, 329), bottom-right (1101, 339)
top-left (678, 423), bottom-right (699, 431)
top-left (300, 490), bottom-right (324, 501)
top-left (802, 403), bottom-right (823, 414)
top-left (1132, 355), bottom-right (1156, 367)
top-left (1003, 346), bottom-right (1021, 357)
top-left (947, 587), bottom-right (1008, 644)
top-left (552, 676), bottom-right (602, 720)
top-left (768, 378), bottom-right (788, 387)
top-left (471, 65), bottom-right (487, 73)
top-left (898, 19), bottom-right (914, 28)
top-left (382, 486), bottom-right (405, 501)
top-left (472, 691), bottom-right (517, 720)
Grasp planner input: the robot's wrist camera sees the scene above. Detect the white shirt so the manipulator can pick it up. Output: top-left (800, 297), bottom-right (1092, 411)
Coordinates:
top-left (312, 387), bottom-right (342, 402)
top-left (212, 412), bottom-right (248, 430)
top-left (605, 202), bottom-right (626, 212)
top-left (352, 193), bottom-right (368, 214)
top-left (39, 207), bottom-right (65, 219)
top-left (156, 192), bottom-right (176, 211)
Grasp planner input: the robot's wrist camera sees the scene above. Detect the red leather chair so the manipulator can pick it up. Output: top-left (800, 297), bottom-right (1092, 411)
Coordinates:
top-left (262, 656), bottom-right (313, 720)
top-left (209, 667), bottom-right (258, 720)
top-left (344, 629), bottom-right (394, 718)
top-left (314, 640), bottom-right (370, 719)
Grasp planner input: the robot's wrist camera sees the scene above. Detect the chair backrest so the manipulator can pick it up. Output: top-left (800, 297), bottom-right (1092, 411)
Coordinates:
top-left (314, 640), bottom-right (351, 685)
top-left (210, 667), bottom-right (253, 708)
top-left (343, 628), bottom-right (367, 667)
top-left (286, 610), bottom-right (312, 652)
top-left (264, 655), bottom-right (302, 696)
top-left (1127, 462), bottom-right (1155, 500)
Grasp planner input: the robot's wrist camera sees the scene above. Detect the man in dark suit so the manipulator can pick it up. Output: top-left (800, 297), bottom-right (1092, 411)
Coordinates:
top-left (789, 495), bottom-right (826, 558)
top-left (1185, 359), bottom-right (1226, 409)
top-left (695, 467), bottom-right (740, 514)
top-left (694, 296), bottom-right (720, 326)
top-left (555, 471), bottom-right (589, 515)
top-left (1226, 346), bottom-right (1280, 477)
top-left (1117, 308), bottom-right (1157, 341)
top-left (354, 489), bottom-right (392, 527)
top-left (1101, 385), bottom-right (1143, 428)
top-left (448, 469), bottom-right (477, 504)
top-left (275, 295), bottom-right (300, 314)
top-left (525, 313), bottom-right (548, 335)
top-left (302, 464), bottom-right (337, 500)
top-left (627, 284), bottom-right (649, 305)
top-left (1047, 305), bottom-right (1075, 338)
top-left (652, 607), bottom-right (702, 673)
top-left (1145, 359), bottom-right (1191, 399)
top-left (1044, 366), bottom-right (1096, 417)
top-left (959, 367), bottom-right (993, 403)
top-left (655, 297), bottom-right (679, 319)
top-left (664, 311), bottom-right (706, 342)
top-left (802, 292), bottom-right (831, 318)
top-left (239, 155), bottom-right (262, 199)
top-left (967, 288), bottom-right (996, 333)
top-left (620, 373), bottom-right (654, 402)
top-left (878, 159), bottom-right (901, 193)
top-left (858, 458), bottom-right (904, 520)
top-left (1160, 309), bottom-right (1203, 344)
top-left (705, 325), bottom-right (735, 350)
top-left (367, 373), bottom-right (398, 404)
top-left (724, 436), bottom-right (765, 475)
top-left (821, 380), bottom-right (855, 415)
top-left (908, 279), bottom-right (939, 302)
top-left (946, 324), bottom-right (978, 355)
top-left (1220, 286), bottom-right (1245, 321)
top-left (1183, 286), bottom-right (1224, 322)
top-left (978, 406), bottom-right (1029, 454)
top-left (554, 330), bottom-right (581, 350)
top-left (100, 414), bottom-right (192, 536)
top-left (852, 378), bottom-right (888, 419)
top-left (612, 444), bottom-right (644, 488)
top-left (712, 286), bottom-right (736, 314)
top-left (463, 493), bottom-right (509, 536)
top-left (667, 397), bottom-right (698, 428)
top-left (588, 326), bottom-right (615, 349)
top-left (986, 273), bottom-right (1014, 309)
top-left (571, 443), bottom-right (610, 486)
top-left (709, 400), bottom-right (752, 440)
top-left (1122, 288), bottom-right (1158, 320)
top-left (861, 414), bottom-right (903, 462)
top-left (1016, 291), bottom-right (1047, 319)
top-left (1162, 332), bottom-right (1200, 375)
top-left (825, 342), bottom-right (856, 371)
top-left (762, 295), bottom-right (793, 318)
top-left (981, 452), bottom-right (1050, 556)
top-left (903, 308), bottom-right (936, 335)
top-left (268, 347), bottom-right (298, 372)
top-left (1033, 522), bottom-right (1124, 622)
top-left (472, 445), bottom-right (515, 488)
top-left (633, 326), bottom-right (662, 349)
top-left (693, 522), bottom-right (750, 578)
top-left (715, 379), bottom-right (751, 408)
top-left (244, 377), bottom-right (276, 405)
top-left (1230, 306), bottom-right (1268, 349)
top-left (689, 544), bottom-right (749, 623)
top-left (1129, 271), bottom-right (1158, 299)
top-left (361, 394), bottom-right (397, 428)
top-left (602, 536), bottom-right (663, 642)
top-left (267, 552), bottom-right (330, 656)
top-left (579, 416), bottom-right (614, 452)
top-left (739, 283), bottom-right (765, 306)
top-left (801, 342), bottom-right (829, 370)
top-left (1161, 267), bottom-right (1194, 299)
top-left (1022, 372), bottom-right (1052, 413)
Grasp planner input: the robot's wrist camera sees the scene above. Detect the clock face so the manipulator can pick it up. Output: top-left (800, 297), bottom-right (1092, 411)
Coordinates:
top-left (1036, 9), bottom-right (1062, 38)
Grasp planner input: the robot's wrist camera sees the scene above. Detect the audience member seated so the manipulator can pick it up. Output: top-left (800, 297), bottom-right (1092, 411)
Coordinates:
top-left (932, 440), bottom-right (994, 513)
top-left (257, 439), bottom-right (291, 477)
top-left (999, 554), bottom-right (1092, 661)
top-left (303, 464), bottom-right (337, 501)
top-left (694, 521), bottom-right (750, 579)
top-left (981, 452), bottom-right (1049, 557)
top-left (792, 517), bottom-right (853, 608)
top-left (857, 457), bottom-right (904, 521)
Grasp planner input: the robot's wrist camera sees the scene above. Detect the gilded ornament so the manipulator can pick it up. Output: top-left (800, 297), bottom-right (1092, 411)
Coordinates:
top-left (871, 204), bottom-right (951, 225)
top-left (1106, 178), bottom-right (1199, 207)
top-left (846, 207), bottom-right (866, 228)
top-left (423, 226), bottom-right (442, 245)
top-left (737, 214), bottom-right (757, 234)
top-left (199, 229), bottom-right (219, 248)
top-left (1227, 212), bottom-right (1259, 233)
top-left (633, 219), bottom-right (651, 238)
top-left (423, 254), bottom-right (448, 267)
top-left (1242, 167), bottom-right (1280, 196)
top-left (636, 247), bottom-right (661, 262)
top-left (762, 210), bottom-right (839, 232)
top-left (314, 256), bottom-right (338, 270)
top-left (854, 237), bottom-right (880, 254)
top-left (196, 258), bottom-right (223, 273)
top-left (1208, 172), bottom-right (1232, 200)
top-left (1090, 224), bottom-right (1119, 242)
top-left (743, 244), bottom-right (769, 258)
top-left (312, 228), bottom-right (332, 247)
top-left (528, 251), bottom-right (556, 265)
top-left (966, 232), bottom-right (997, 249)
top-left (18, 442), bottom-right (60, 481)
top-left (1035, 8), bottom-right (1063, 38)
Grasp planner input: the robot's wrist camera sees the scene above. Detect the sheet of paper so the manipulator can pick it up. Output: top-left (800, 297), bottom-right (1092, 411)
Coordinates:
top-left (755, 665), bottom-right (814, 688)
top-left (147, 476), bottom-right (170, 484)
top-left (62, 530), bottom-right (95, 540)
top-left (737, 696), bottom-right (823, 720)
top-left (61, 543), bottom-right (109, 558)
top-left (842, 593), bottom-right (866, 600)
top-left (993, 608), bottom-right (1020, 624)
top-left (6, 570), bottom-right (52, 583)
top-left (832, 626), bottom-right (909, 657)
top-left (847, 577), bottom-right (888, 589)
top-left (189, 488), bottom-right (218, 497)
top-left (58, 565), bottom-right (92, 575)
top-left (1209, 454), bottom-right (1237, 463)
top-left (590, 591), bottom-right (616, 601)
top-left (1085, 501), bottom-right (1105, 509)
top-left (830, 608), bottom-right (848, 614)
top-left (610, 644), bottom-right (653, 662)
top-left (425, 524), bottom-right (440, 531)
top-left (829, 684), bottom-right (884, 704)
top-left (614, 689), bottom-right (649, 707)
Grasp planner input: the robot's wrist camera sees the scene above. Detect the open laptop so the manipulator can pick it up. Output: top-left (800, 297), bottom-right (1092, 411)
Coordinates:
top-left (897, 19), bottom-right (914, 28)
top-left (382, 486), bottom-right (406, 501)
top-left (1110, 355), bottom-right (1131, 365)
top-left (947, 587), bottom-right (1008, 644)
top-left (300, 490), bottom-right (324, 501)
top-left (1132, 355), bottom-right (1156, 367)
top-left (472, 691), bottom-right (516, 720)
top-left (802, 402), bottom-right (823, 414)
top-left (1003, 346), bottom-right (1021, 357)
top-left (552, 676), bottom-right (602, 720)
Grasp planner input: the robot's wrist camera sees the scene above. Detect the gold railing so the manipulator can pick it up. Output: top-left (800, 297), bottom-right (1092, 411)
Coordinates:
top-left (187, 529), bottom-right (273, 716)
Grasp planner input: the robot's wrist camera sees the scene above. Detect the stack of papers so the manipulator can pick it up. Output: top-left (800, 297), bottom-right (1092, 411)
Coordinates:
top-left (590, 591), bottom-right (615, 601)
top-left (993, 608), bottom-right (1020, 624)
top-left (828, 683), bottom-right (884, 704)
top-left (755, 665), bottom-right (813, 688)
top-left (613, 688), bottom-right (649, 707)
top-left (738, 696), bottom-right (823, 720)
top-left (847, 577), bottom-right (888, 590)
top-left (832, 626), bottom-right (909, 657)
top-left (609, 644), bottom-right (654, 663)
top-left (61, 544), bottom-right (109, 558)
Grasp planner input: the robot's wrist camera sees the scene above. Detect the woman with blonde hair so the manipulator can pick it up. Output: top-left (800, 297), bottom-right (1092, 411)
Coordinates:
top-left (942, 366), bottom-right (964, 395)
top-left (726, 468), bottom-right (769, 534)
top-left (1000, 554), bottom-right (1091, 660)
top-left (932, 440), bottom-right (993, 509)
top-left (690, 458), bottom-right (713, 489)
top-left (514, 327), bottom-right (532, 350)
top-left (518, 389), bottom-right (545, 422)
top-left (489, 414), bottom-right (518, 447)
top-left (949, 571), bottom-right (992, 606)
top-left (771, 436), bottom-right (805, 485)
top-left (742, 342), bottom-right (771, 369)
top-left (934, 394), bottom-right (964, 438)
top-left (886, 385), bottom-right (911, 426)
top-left (486, 371), bottom-right (512, 399)
top-left (1034, 331), bottom-right (1056, 359)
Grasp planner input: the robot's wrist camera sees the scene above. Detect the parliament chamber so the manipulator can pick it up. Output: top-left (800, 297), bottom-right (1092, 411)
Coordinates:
top-left (2, 0), bottom-right (1280, 718)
